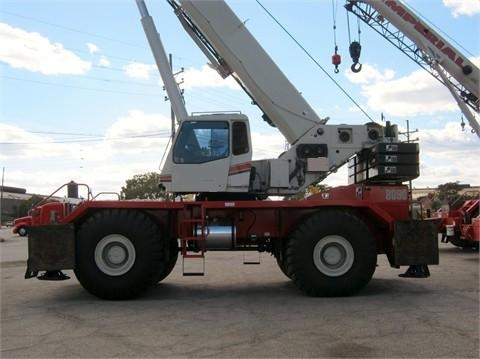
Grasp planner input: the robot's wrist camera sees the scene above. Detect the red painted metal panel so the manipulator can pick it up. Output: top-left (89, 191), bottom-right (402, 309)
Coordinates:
top-left (55, 184), bottom-right (411, 243)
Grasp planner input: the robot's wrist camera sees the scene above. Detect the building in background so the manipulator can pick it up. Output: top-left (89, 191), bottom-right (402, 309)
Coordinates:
top-left (0, 186), bottom-right (34, 224)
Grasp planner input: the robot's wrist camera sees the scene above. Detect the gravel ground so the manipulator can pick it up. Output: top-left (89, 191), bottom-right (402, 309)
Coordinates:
top-left (1, 228), bottom-right (478, 358)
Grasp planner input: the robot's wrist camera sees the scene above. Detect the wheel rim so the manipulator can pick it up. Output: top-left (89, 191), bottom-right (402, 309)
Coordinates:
top-left (313, 235), bottom-right (354, 277)
top-left (19, 228), bottom-right (27, 236)
top-left (94, 234), bottom-right (136, 276)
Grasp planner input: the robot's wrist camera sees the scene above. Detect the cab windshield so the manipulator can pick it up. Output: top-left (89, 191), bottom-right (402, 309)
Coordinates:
top-left (173, 121), bottom-right (229, 164)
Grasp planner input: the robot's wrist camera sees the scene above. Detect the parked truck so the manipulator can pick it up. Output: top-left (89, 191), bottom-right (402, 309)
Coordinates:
top-left (12, 182), bottom-right (82, 237)
top-left (24, 0), bottom-right (445, 299)
top-left (436, 194), bottom-right (480, 249)
top-left (12, 216), bottom-right (32, 237)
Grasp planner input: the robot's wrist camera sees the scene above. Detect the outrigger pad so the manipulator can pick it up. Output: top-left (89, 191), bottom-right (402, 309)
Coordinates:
top-left (27, 224), bottom-right (75, 273)
top-left (37, 270), bottom-right (70, 281)
top-left (393, 218), bottom-right (440, 266)
top-left (398, 264), bottom-right (430, 278)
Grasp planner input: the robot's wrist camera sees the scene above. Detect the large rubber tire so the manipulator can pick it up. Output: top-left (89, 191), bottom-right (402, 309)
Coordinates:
top-left (448, 233), bottom-right (465, 248)
top-left (74, 209), bottom-right (165, 300)
top-left (274, 240), bottom-right (292, 279)
top-left (285, 209), bottom-right (377, 297)
top-left (447, 233), bottom-right (479, 250)
top-left (276, 255), bottom-right (290, 279)
top-left (155, 239), bottom-right (179, 283)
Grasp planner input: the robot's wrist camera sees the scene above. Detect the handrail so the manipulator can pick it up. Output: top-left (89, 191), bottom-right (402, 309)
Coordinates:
top-left (33, 182), bottom-right (93, 208)
top-left (92, 192), bottom-right (121, 200)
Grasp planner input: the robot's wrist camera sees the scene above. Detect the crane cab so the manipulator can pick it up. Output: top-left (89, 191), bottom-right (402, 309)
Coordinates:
top-left (160, 113), bottom-right (252, 194)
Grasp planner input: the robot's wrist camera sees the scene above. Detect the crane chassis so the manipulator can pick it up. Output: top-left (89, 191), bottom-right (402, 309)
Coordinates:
top-left (25, 181), bottom-right (438, 299)
top-left (24, 0), bottom-right (442, 299)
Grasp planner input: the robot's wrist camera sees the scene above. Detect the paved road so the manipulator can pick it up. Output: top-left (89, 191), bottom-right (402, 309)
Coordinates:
top-left (1, 228), bottom-right (478, 358)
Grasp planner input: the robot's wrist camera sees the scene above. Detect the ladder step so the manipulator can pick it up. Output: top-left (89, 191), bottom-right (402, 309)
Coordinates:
top-left (183, 253), bottom-right (204, 258)
top-left (183, 272), bottom-right (205, 277)
top-left (182, 255), bottom-right (205, 276)
top-left (243, 251), bottom-right (261, 265)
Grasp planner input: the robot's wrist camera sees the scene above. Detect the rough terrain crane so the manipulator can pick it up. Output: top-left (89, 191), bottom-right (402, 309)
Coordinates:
top-left (345, 0), bottom-right (479, 137)
top-left (24, 0), bottom-right (439, 300)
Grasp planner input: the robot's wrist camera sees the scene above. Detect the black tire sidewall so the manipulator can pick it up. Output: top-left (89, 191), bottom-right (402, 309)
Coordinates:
top-left (287, 209), bottom-right (377, 296)
top-left (74, 209), bottom-right (164, 299)
top-left (155, 239), bottom-right (179, 283)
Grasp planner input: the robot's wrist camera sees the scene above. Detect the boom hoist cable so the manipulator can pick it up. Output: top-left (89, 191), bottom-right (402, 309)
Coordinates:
top-left (331, 0), bottom-right (341, 73)
top-left (346, 7), bottom-right (363, 72)
top-left (255, 0), bottom-right (375, 123)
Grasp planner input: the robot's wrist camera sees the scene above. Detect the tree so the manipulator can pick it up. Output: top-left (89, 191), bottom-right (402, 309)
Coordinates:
top-left (437, 181), bottom-right (470, 208)
top-left (121, 172), bottom-right (165, 200)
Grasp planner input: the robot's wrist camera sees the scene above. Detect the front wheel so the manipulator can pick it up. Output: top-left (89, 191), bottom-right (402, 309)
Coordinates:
top-left (18, 227), bottom-right (28, 237)
top-left (285, 209), bottom-right (377, 297)
top-left (74, 209), bottom-right (165, 300)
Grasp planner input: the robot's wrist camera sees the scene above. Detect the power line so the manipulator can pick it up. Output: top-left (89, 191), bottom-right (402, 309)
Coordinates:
top-left (255, 0), bottom-right (375, 123)
top-left (28, 130), bottom-right (103, 137)
top-left (0, 75), bottom-right (161, 97)
top-left (0, 131), bottom-right (171, 145)
top-left (0, 9), bottom-right (146, 49)
top-left (79, 74), bottom-right (160, 88)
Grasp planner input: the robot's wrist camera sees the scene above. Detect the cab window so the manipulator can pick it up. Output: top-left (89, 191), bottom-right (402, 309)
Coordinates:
top-left (173, 121), bottom-right (229, 164)
top-left (232, 121), bottom-right (249, 155)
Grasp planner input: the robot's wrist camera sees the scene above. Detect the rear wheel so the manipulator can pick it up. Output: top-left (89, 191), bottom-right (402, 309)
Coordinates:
top-left (74, 209), bottom-right (165, 300)
top-left (285, 209), bottom-right (377, 297)
top-left (448, 232), bottom-right (465, 248)
top-left (155, 239), bottom-right (179, 282)
top-left (274, 239), bottom-right (292, 279)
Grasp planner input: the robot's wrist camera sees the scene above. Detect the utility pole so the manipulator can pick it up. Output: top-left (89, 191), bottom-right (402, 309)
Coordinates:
top-left (0, 167), bottom-right (4, 227)
top-left (165, 53), bottom-right (184, 139)
top-left (169, 53), bottom-right (175, 138)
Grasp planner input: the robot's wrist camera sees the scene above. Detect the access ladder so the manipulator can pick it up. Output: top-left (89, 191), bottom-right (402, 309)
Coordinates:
top-left (178, 203), bottom-right (207, 276)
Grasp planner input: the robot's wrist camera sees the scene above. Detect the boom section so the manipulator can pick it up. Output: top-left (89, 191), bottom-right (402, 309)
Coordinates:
top-left (173, 0), bottom-right (323, 144)
top-left (136, 0), bottom-right (188, 122)
top-left (346, 0), bottom-right (479, 137)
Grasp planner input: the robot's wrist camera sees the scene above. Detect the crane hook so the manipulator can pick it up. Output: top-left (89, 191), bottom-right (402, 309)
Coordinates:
top-left (332, 46), bottom-right (341, 74)
top-left (351, 62), bottom-right (362, 73)
top-left (349, 41), bottom-right (362, 73)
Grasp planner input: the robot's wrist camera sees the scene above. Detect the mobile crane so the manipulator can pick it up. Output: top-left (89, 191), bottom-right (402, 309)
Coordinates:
top-left (24, 0), bottom-right (439, 300)
top-left (344, 0), bottom-right (479, 138)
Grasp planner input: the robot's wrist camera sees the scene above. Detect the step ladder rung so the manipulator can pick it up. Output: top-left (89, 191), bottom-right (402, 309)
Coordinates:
top-left (183, 253), bottom-right (205, 258)
top-left (180, 203), bottom-right (207, 276)
top-left (183, 272), bottom-right (204, 277)
top-left (182, 253), bottom-right (205, 276)
top-left (242, 251), bottom-right (261, 265)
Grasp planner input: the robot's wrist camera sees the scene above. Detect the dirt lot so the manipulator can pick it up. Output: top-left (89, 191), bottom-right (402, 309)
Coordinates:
top-left (1, 227), bottom-right (478, 358)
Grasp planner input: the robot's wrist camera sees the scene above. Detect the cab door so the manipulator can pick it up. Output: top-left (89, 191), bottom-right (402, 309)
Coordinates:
top-left (171, 120), bottom-right (230, 192)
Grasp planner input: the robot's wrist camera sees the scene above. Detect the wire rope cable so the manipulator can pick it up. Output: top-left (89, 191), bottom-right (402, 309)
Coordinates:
top-left (255, 0), bottom-right (375, 123)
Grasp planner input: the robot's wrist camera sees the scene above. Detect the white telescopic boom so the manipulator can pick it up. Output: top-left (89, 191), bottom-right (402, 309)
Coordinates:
top-left (178, 0), bottom-right (322, 144)
top-left (136, 0), bottom-right (188, 122)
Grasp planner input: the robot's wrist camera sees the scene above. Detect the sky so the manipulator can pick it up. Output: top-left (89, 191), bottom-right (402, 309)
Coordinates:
top-left (0, 0), bottom-right (479, 196)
